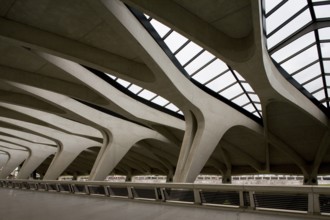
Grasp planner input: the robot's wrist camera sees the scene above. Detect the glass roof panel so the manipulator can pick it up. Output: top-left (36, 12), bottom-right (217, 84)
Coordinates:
top-left (303, 76), bottom-right (323, 92)
top-left (319, 27), bottom-right (330, 40)
top-left (243, 103), bottom-right (255, 112)
top-left (232, 94), bottom-right (250, 107)
top-left (164, 32), bottom-right (188, 52)
top-left (165, 103), bottom-right (179, 112)
top-left (192, 59), bottom-right (228, 84)
top-left (151, 96), bottom-right (169, 106)
top-left (142, 14), bottom-right (262, 119)
top-left (106, 73), bottom-right (117, 80)
top-left (321, 43), bottom-right (330, 57)
top-left (150, 19), bottom-right (170, 38)
top-left (314, 5), bottom-right (330, 19)
top-left (184, 51), bottom-right (215, 75)
top-left (128, 84), bottom-right (142, 94)
top-left (264, 0), bottom-right (283, 14)
top-left (326, 75), bottom-right (330, 84)
top-left (175, 41), bottom-right (203, 65)
top-left (313, 89), bottom-right (326, 100)
top-left (249, 94), bottom-right (260, 102)
top-left (292, 63), bottom-right (321, 84)
top-left (271, 32), bottom-right (315, 63)
top-left (241, 82), bottom-right (254, 93)
top-left (264, 0), bottom-right (330, 112)
top-left (219, 83), bottom-right (242, 100)
top-left (267, 9), bottom-right (312, 49)
top-left (324, 61), bottom-right (330, 72)
top-left (234, 71), bottom-right (245, 81)
top-left (116, 78), bottom-right (131, 88)
top-left (281, 45), bottom-right (318, 74)
top-left (138, 89), bottom-right (157, 100)
top-left (210, 72), bottom-right (236, 92)
top-left (266, 0), bottom-right (307, 34)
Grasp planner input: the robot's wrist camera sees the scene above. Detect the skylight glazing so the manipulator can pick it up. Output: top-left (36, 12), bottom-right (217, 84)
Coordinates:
top-left (264, 0), bottom-right (330, 111)
top-left (105, 73), bottom-right (183, 115)
top-left (143, 16), bottom-right (262, 119)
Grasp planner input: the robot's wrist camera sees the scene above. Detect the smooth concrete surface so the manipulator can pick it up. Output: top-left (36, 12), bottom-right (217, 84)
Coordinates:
top-left (0, 188), bottom-right (323, 220)
top-left (0, 0), bottom-right (329, 184)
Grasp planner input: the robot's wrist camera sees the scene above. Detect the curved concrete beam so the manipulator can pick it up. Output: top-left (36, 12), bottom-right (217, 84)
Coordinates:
top-left (89, 0), bottom-right (263, 183)
top-left (6, 81), bottom-right (171, 181)
top-left (0, 151), bottom-right (9, 170)
top-left (0, 127), bottom-right (56, 146)
top-left (0, 142), bottom-right (29, 178)
top-left (0, 116), bottom-right (100, 180)
top-left (33, 51), bottom-right (185, 131)
top-left (0, 18), bottom-right (153, 83)
top-left (0, 135), bottom-right (57, 179)
top-left (0, 102), bottom-right (102, 139)
top-left (111, 0), bottom-right (254, 62)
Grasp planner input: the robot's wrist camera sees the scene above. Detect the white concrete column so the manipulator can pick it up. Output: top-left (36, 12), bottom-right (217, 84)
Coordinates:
top-left (0, 116), bottom-right (101, 180)
top-left (90, 133), bottom-right (143, 180)
top-left (0, 134), bottom-right (57, 179)
top-left (17, 149), bottom-right (55, 179)
top-left (88, 0), bottom-right (263, 183)
top-left (0, 143), bottom-right (29, 178)
top-left (6, 81), bottom-right (170, 181)
top-left (0, 152), bottom-right (9, 170)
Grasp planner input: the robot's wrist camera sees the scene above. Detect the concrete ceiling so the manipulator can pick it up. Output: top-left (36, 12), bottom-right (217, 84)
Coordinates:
top-left (0, 0), bottom-right (328, 184)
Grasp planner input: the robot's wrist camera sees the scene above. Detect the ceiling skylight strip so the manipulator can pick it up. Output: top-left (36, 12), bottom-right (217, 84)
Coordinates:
top-left (264, 0), bottom-right (330, 113)
top-left (106, 72), bottom-right (183, 115)
top-left (129, 9), bottom-right (263, 121)
top-left (265, 0), bottom-right (288, 17)
top-left (144, 17), bottom-right (263, 118)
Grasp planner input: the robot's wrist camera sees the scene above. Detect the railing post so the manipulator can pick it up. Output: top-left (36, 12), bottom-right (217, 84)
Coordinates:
top-left (127, 186), bottom-right (134, 199)
top-left (193, 189), bottom-right (202, 205)
top-left (155, 187), bottom-right (164, 201)
top-left (308, 192), bottom-right (320, 215)
top-left (249, 191), bottom-right (256, 209)
top-left (160, 188), bottom-right (166, 201)
top-left (239, 191), bottom-right (244, 208)
top-left (85, 185), bottom-right (90, 195)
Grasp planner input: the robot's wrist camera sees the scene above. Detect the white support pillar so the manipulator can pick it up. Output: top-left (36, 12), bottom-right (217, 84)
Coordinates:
top-left (0, 134), bottom-right (57, 179)
top-left (0, 145), bottom-right (29, 179)
top-left (0, 116), bottom-right (101, 180)
top-left (6, 81), bottom-right (170, 182)
top-left (17, 149), bottom-right (55, 179)
top-left (88, 0), bottom-right (264, 183)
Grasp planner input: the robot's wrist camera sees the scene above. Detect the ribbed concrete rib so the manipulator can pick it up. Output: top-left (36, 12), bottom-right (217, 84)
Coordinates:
top-left (0, 135), bottom-right (56, 179)
top-left (5, 81), bottom-right (171, 181)
top-left (89, 0), bottom-right (263, 182)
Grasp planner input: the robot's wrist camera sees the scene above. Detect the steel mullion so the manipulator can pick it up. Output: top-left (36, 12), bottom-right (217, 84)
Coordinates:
top-left (217, 81), bottom-right (237, 94)
top-left (290, 59), bottom-right (319, 77)
top-left (173, 39), bottom-right (190, 55)
top-left (203, 69), bottom-right (230, 86)
top-left (189, 56), bottom-right (216, 77)
top-left (162, 29), bottom-right (173, 40)
top-left (229, 67), bottom-right (262, 118)
top-left (182, 49), bottom-right (206, 68)
top-left (265, 0), bottom-right (289, 18)
top-left (267, 5), bottom-right (309, 38)
top-left (300, 74), bottom-right (322, 86)
top-left (229, 92), bottom-right (245, 102)
top-left (278, 42), bottom-right (316, 65)
top-left (315, 30), bottom-right (330, 107)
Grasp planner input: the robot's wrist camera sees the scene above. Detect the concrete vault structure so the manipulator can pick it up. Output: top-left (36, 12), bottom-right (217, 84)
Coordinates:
top-left (0, 0), bottom-right (329, 185)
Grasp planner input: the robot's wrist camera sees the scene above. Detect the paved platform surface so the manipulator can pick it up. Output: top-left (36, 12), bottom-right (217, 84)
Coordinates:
top-left (0, 188), bottom-right (320, 220)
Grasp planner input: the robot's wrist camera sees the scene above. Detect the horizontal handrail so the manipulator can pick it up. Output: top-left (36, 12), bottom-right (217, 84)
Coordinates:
top-left (1, 179), bottom-right (330, 218)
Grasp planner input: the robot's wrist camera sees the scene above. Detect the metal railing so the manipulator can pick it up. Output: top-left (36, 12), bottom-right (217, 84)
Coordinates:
top-left (1, 179), bottom-right (329, 217)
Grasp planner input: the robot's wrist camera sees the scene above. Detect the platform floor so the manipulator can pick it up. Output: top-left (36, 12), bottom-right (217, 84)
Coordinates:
top-left (0, 188), bottom-right (322, 220)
